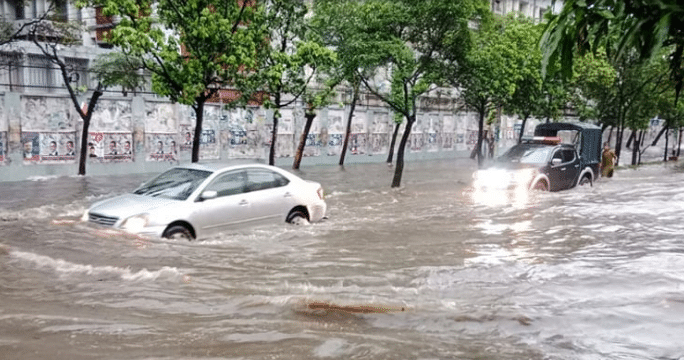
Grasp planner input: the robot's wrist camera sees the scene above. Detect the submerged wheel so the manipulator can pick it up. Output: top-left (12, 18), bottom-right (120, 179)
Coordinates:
top-left (578, 174), bottom-right (592, 187)
top-left (531, 180), bottom-right (549, 191)
top-left (163, 225), bottom-right (193, 241)
top-left (286, 210), bottom-right (309, 225)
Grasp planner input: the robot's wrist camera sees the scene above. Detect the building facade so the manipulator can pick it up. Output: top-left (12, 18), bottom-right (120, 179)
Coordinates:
top-left (0, 0), bottom-right (558, 182)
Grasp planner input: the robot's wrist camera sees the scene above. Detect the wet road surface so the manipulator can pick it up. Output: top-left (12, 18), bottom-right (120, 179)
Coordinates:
top-left (1, 159), bottom-right (684, 359)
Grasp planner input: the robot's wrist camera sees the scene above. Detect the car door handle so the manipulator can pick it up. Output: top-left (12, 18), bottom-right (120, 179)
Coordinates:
top-left (560, 167), bottom-right (566, 171)
top-left (239, 199), bottom-right (248, 206)
top-left (284, 192), bottom-right (292, 198)
top-left (574, 164), bottom-right (579, 168)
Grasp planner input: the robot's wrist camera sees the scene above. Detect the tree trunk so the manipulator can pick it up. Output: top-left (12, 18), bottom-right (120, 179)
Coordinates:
top-left (475, 110), bottom-right (486, 168)
top-left (614, 123), bottom-right (624, 167)
top-left (339, 85), bottom-right (359, 166)
top-left (391, 115), bottom-right (414, 188)
top-left (293, 112), bottom-right (316, 170)
top-left (626, 130), bottom-right (635, 149)
top-left (651, 125), bottom-right (668, 146)
top-left (269, 112), bottom-right (280, 166)
top-left (77, 89), bottom-right (103, 175)
top-left (631, 132), bottom-right (639, 165)
top-left (638, 130), bottom-right (645, 165)
top-left (678, 128), bottom-right (682, 157)
top-left (191, 101), bottom-right (205, 163)
top-left (386, 121), bottom-right (400, 164)
top-left (664, 127), bottom-right (669, 162)
top-left (606, 126), bottom-right (613, 144)
top-left (518, 115), bottom-right (529, 144)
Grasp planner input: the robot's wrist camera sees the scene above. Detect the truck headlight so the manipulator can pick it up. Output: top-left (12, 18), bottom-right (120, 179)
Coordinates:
top-left (121, 214), bottom-right (149, 233)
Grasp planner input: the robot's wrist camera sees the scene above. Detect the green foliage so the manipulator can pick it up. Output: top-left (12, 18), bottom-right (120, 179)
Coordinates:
top-left (453, 14), bottom-right (529, 116)
top-left (91, 52), bottom-right (145, 94)
top-left (541, 0), bottom-right (684, 102)
top-left (80, 0), bottom-right (267, 106)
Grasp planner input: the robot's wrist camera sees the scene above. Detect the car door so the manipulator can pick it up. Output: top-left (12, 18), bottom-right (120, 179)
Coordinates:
top-left (190, 170), bottom-right (251, 236)
top-left (547, 149), bottom-right (567, 191)
top-left (562, 149), bottom-right (580, 188)
top-left (242, 168), bottom-right (294, 226)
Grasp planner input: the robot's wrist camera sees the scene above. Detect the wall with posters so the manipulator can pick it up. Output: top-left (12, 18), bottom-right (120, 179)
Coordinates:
top-left (0, 91), bottom-right (540, 182)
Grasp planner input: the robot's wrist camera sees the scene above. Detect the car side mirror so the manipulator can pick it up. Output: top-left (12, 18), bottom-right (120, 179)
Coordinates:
top-left (551, 158), bottom-right (562, 166)
top-left (199, 190), bottom-right (218, 201)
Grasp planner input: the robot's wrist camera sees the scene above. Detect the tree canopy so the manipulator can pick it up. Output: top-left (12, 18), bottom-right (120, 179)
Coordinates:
top-left (541, 0), bottom-right (684, 102)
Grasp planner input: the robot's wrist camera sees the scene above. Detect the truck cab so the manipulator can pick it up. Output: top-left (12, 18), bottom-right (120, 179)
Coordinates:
top-left (533, 122), bottom-right (602, 187)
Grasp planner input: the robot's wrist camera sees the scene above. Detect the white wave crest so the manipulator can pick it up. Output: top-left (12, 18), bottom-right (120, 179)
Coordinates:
top-left (10, 250), bottom-right (184, 282)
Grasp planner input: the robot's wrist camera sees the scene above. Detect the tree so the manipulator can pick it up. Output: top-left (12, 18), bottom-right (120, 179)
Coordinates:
top-left (353, 0), bottom-right (483, 187)
top-left (29, 21), bottom-right (100, 175)
top-left (311, 0), bottom-right (367, 166)
top-left (79, 0), bottom-right (267, 162)
top-left (255, 0), bottom-right (335, 166)
top-left (541, 0), bottom-right (684, 103)
top-left (448, 14), bottom-right (526, 167)
top-left (571, 48), bottom-right (670, 166)
top-left (292, 81), bottom-right (336, 169)
top-left (500, 16), bottom-right (569, 144)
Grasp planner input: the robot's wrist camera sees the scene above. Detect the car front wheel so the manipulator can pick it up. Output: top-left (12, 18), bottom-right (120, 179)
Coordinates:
top-left (163, 225), bottom-right (194, 241)
top-left (531, 179), bottom-right (549, 191)
top-left (578, 174), bottom-right (592, 187)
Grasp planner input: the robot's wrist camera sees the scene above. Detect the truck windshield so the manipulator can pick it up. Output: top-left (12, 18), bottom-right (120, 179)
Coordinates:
top-left (499, 145), bottom-right (553, 164)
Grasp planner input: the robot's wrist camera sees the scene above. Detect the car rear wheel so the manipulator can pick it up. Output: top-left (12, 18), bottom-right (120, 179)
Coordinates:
top-left (531, 180), bottom-right (549, 191)
top-left (286, 210), bottom-right (309, 225)
top-left (579, 174), bottom-right (592, 187)
top-left (163, 225), bottom-right (194, 241)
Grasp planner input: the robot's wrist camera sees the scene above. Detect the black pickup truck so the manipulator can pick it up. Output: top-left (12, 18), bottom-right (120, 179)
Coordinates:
top-left (473, 122), bottom-right (603, 192)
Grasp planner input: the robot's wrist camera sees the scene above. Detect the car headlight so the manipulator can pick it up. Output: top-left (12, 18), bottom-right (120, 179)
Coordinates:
top-left (120, 214), bottom-right (150, 233)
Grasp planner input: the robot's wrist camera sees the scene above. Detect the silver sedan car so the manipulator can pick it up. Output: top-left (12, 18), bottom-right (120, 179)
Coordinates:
top-left (83, 163), bottom-right (327, 240)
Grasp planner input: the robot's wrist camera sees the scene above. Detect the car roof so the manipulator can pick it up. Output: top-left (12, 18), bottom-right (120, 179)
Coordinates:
top-left (176, 161), bottom-right (274, 173)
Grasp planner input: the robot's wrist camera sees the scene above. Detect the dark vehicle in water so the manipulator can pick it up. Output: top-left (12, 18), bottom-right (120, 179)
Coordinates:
top-left (473, 122), bottom-right (602, 192)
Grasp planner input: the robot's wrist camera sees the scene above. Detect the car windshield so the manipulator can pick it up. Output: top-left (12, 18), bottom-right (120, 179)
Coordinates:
top-left (133, 168), bottom-right (212, 200)
top-left (499, 145), bottom-right (553, 164)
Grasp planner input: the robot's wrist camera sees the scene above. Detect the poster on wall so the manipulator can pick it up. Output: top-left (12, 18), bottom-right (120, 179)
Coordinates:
top-left (303, 116), bottom-right (322, 157)
top-left (145, 102), bottom-right (177, 133)
top-left (21, 97), bottom-right (74, 132)
top-left (200, 106), bottom-right (221, 160)
top-left (0, 132), bottom-right (6, 163)
top-left (0, 101), bottom-right (6, 165)
top-left (326, 109), bottom-right (345, 156)
top-left (410, 118), bottom-right (424, 153)
top-left (145, 133), bottom-right (178, 162)
top-left (349, 111), bottom-right (367, 155)
top-left (370, 112), bottom-right (390, 155)
top-left (426, 115), bottom-right (439, 152)
top-left (275, 109), bottom-right (295, 157)
top-left (21, 131), bottom-right (77, 164)
top-left (88, 132), bottom-right (134, 162)
top-left (456, 132), bottom-right (466, 151)
top-left (442, 115), bottom-right (455, 151)
top-left (179, 124), bottom-right (193, 152)
top-left (91, 100), bottom-right (133, 133)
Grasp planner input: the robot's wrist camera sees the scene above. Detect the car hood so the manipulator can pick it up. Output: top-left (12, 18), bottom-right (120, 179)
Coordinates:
top-left (487, 162), bottom-right (542, 171)
top-left (88, 193), bottom-right (182, 219)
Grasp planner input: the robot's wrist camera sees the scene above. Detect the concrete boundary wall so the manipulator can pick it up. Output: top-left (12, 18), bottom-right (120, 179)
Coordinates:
top-left (0, 92), bottom-right (545, 183)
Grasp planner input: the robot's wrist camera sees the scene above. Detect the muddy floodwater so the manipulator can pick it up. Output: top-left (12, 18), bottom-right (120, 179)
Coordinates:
top-left (1, 159), bottom-right (684, 360)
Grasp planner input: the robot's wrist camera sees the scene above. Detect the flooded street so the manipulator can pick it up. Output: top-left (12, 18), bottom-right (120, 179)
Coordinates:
top-left (1, 159), bottom-right (684, 360)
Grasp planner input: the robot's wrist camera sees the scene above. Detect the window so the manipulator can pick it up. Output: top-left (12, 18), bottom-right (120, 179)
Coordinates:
top-left (27, 54), bottom-right (54, 92)
top-left (205, 171), bottom-right (246, 198)
top-left (0, 52), bottom-right (23, 92)
top-left (246, 169), bottom-right (289, 192)
top-left (65, 57), bottom-right (89, 89)
top-left (562, 149), bottom-right (576, 163)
